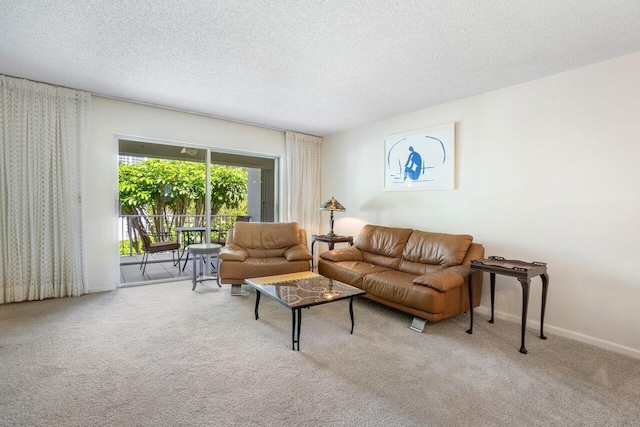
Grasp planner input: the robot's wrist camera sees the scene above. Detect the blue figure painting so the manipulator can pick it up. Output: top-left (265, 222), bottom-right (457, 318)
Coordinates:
top-left (404, 146), bottom-right (422, 181)
top-left (385, 123), bottom-right (454, 190)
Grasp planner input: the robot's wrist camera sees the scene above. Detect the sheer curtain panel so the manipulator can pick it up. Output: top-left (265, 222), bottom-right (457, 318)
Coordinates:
top-left (0, 76), bottom-right (90, 303)
top-left (285, 132), bottom-right (321, 242)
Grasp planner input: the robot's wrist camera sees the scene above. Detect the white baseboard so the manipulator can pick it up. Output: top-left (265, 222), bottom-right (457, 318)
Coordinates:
top-left (86, 285), bottom-right (116, 294)
top-left (475, 305), bottom-right (640, 360)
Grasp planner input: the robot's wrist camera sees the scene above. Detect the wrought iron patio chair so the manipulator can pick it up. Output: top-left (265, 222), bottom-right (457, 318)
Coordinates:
top-left (139, 227), bottom-right (180, 276)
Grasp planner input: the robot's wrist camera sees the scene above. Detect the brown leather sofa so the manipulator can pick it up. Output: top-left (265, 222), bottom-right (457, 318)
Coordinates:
top-left (218, 222), bottom-right (312, 294)
top-left (318, 224), bottom-right (484, 331)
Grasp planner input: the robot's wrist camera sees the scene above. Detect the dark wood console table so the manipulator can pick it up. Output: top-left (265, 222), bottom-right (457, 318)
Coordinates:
top-left (466, 256), bottom-right (549, 354)
top-left (310, 234), bottom-right (354, 270)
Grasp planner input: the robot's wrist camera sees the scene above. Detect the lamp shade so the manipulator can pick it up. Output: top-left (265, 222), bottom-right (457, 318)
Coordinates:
top-left (320, 197), bottom-right (346, 212)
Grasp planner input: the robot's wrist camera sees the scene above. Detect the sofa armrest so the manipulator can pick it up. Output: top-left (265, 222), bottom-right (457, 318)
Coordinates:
top-left (412, 266), bottom-right (468, 292)
top-left (284, 244), bottom-right (313, 261)
top-left (319, 245), bottom-right (364, 262)
top-left (219, 244), bottom-right (249, 261)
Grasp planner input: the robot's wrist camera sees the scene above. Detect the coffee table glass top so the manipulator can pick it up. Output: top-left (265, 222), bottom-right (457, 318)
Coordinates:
top-left (245, 272), bottom-right (365, 309)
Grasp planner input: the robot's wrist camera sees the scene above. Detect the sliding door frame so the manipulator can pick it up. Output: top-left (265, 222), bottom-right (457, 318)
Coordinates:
top-left (114, 134), bottom-right (281, 287)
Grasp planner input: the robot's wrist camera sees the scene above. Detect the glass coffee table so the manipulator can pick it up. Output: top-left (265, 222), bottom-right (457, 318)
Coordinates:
top-left (245, 271), bottom-right (366, 351)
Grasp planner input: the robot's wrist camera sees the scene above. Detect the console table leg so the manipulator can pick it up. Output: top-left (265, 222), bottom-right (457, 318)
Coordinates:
top-left (489, 273), bottom-right (496, 323)
top-left (540, 273), bottom-right (549, 340)
top-left (466, 270), bottom-right (476, 334)
top-left (518, 278), bottom-right (530, 354)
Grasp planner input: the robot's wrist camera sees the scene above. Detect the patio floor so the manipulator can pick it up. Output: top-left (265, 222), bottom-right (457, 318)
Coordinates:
top-left (120, 252), bottom-right (218, 284)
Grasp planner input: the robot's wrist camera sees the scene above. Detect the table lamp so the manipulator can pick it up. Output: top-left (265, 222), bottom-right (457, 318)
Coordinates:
top-left (319, 196), bottom-right (346, 237)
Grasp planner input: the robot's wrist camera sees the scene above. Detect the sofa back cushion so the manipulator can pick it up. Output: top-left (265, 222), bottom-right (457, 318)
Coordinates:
top-left (355, 225), bottom-right (413, 258)
top-left (232, 222), bottom-right (300, 250)
top-left (402, 230), bottom-right (473, 267)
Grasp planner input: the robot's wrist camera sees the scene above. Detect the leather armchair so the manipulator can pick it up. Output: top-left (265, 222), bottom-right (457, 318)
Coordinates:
top-left (218, 222), bottom-right (312, 294)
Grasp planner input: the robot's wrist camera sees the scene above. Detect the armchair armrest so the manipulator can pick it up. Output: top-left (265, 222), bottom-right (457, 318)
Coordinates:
top-left (284, 244), bottom-right (313, 261)
top-left (319, 245), bottom-right (364, 262)
top-left (219, 244), bottom-right (249, 262)
top-left (412, 265), bottom-right (468, 292)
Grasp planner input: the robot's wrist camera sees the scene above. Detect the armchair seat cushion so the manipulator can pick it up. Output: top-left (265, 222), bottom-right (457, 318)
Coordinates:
top-left (220, 257), bottom-right (311, 281)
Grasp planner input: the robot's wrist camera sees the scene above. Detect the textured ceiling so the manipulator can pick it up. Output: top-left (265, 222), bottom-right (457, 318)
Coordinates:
top-left (1, 1), bottom-right (640, 136)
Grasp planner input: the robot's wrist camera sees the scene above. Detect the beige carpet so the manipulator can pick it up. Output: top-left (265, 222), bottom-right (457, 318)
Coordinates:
top-left (1, 281), bottom-right (640, 426)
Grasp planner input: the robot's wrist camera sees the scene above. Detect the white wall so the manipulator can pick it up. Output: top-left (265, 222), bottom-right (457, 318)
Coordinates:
top-left (321, 51), bottom-right (640, 357)
top-left (86, 97), bottom-right (285, 293)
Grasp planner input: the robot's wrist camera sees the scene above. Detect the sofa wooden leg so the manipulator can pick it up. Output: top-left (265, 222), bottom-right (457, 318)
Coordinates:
top-left (231, 284), bottom-right (243, 296)
top-left (410, 317), bottom-right (427, 333)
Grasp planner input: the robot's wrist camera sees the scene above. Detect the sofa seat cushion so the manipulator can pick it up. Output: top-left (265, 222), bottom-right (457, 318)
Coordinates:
top-left (317, 260), bottom-right (391, 288)
top-left (362, 270), bottom-right (444, 314)
top-left (220, 257), bottom-right (310, 280)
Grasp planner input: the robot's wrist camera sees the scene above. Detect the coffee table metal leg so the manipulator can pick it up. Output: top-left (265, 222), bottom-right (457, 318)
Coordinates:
top-left (296, 308), bottom-right (302, 351)
top-left (291, 309), bottom-right (302, 351)
top-left (349, 298), bottom-right (355, 334)
top-left (255, 290), bottom-right (261, 320)
top-left (291, 309), bottom-right (296, 350)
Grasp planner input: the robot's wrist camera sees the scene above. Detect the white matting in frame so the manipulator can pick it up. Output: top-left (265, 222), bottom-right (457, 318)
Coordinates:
top-left (383, 122), bottom-right (455, 191)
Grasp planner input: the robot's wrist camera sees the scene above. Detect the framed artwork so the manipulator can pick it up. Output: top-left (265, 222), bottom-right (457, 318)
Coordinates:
top-left (383, 122), bottom-right (455, 191)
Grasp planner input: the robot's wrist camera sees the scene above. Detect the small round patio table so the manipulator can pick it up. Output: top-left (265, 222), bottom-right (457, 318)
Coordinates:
top-left (187, 243), bottom-right (222, 290)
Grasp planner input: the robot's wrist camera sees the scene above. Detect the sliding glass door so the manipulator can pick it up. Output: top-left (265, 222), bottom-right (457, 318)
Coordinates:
top-left (117, 138), bottom-right (279, 286)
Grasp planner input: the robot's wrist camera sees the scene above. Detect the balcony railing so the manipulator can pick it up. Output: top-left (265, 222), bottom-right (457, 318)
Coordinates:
top-left (119, 214), bottom-right (242, 257)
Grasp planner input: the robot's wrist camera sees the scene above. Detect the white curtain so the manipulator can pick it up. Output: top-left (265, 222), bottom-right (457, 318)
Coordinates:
top-left (0, 76), bottom-right (90, 303)
top-left (285, 131), bottom-right (322, 243)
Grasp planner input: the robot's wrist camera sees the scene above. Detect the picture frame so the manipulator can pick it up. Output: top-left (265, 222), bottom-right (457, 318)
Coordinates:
top-left (383, 122), bottom-right (455, 191)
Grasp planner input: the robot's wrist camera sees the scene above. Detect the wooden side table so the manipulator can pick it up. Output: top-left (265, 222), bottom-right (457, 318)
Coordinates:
top-left (466, 256), bottom-right (549, 354)
top-left (310, 234), bottom-right (354, 270)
